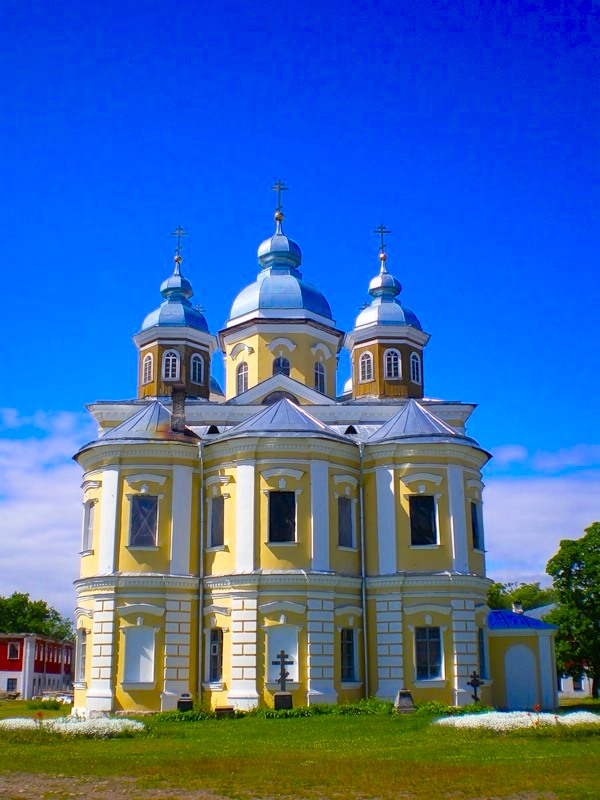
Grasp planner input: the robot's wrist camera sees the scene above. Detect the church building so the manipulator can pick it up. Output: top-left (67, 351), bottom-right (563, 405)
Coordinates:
top-left (72, 188), bottom-right (557, 715)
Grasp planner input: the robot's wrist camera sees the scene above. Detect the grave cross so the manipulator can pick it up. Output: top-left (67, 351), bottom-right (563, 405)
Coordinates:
top-left (466, 670), bottom-right (484, 703)
top-left (271, 649), bottom-right (294, 693)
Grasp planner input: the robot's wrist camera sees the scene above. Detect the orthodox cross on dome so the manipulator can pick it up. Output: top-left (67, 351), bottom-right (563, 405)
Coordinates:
top-left (170, 225), bottom-right (189, 262)
top-left (271, 179), bottom-right (289, 222)
top-left (373, 224), bottom-right (391, 253)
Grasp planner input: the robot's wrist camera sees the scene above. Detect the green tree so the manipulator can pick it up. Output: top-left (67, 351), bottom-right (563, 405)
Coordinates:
top-left (486, 581), bottom-right (556, 611)
top-left (546, 522), bottom-right (600, 699)
top-left (0, 592), bottom-right (73, 640)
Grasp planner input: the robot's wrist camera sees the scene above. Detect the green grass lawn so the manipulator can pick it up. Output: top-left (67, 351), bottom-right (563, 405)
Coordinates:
top-left (1, 701), bottom-right (599, 799)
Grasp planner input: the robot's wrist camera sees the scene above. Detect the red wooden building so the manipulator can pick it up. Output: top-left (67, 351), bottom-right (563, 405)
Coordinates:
top-left (0, 634), bottom-right (73, 699)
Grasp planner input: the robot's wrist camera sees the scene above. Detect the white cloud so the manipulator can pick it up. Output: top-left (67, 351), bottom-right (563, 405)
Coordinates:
top-left (532, 444), bottom-right (600, 473)
top-left (492, 444), bottom-right (529, 466)
top-left (484, 472), bottom-right (600, 585)
top-left (0, 410), bottom-right (97, 618)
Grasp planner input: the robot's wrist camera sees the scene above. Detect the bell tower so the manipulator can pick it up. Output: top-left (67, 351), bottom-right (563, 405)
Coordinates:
top-left (133, 227), bottom-right (218, 399)
top-left (344, 226), bottom-right (430, 400)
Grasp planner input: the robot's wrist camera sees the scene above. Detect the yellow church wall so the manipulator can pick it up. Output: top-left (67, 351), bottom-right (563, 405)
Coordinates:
top-left (117, 472), bottom-right (174, 575)
top-left (203, 471), bottom-right (238, 576)
top-left (328, 478), bottom-right (361, 575)
top-left (488, 634), bottom-right (540, 709)
top-left (258, 467), bottom-right (312, 569)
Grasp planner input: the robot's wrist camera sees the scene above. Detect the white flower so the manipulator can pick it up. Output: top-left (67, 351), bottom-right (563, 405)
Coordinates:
top-left (0, 718), bottom-right (37, 730)
top-left (0, 716), bottom-right (144, 738)
top-left (434, 711), bottom-right (600, 730)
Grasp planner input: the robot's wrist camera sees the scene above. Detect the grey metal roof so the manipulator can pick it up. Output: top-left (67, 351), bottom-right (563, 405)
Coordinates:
top-left (367, 399), bottom-right (479, 446)
top-left (140, 259), bottom-right (210, 333)
top-left (524, 603), bottom-right (556, 621)
top-left (353, 259), bottom-right (422, 331)
top-left (214, 398), bottom-right (349, 443)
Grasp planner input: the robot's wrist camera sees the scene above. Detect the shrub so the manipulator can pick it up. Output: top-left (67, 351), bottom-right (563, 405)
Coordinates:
top-left (150, 707), bottom-right (216, 723)
top-left (26, 699), bottom-right (62, 711)
top-left (415, 701), bottom-right (493, 716)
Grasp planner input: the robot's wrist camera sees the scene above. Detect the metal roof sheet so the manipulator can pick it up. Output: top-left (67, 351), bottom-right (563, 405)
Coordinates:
top-left (367, 399), bottom-right (478, 445)
top-left (215, 398), bottom-right (349, 442)
top-left (488, 610), bottom-right (556, 630)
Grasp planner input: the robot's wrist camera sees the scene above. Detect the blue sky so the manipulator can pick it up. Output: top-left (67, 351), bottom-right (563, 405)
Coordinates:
top-left (0, 0), bottom-right (598, 614)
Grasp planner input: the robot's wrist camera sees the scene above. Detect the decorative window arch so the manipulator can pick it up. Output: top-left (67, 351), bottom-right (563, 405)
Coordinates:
top-left (410, 352), bottom-right (422, 384)
top-left (384, 348), bottom-right (402, 379)
top-left (272, 356), bottom-right (290, 377)
top-left (314, 361), bottom-right (326, 394)
top-left (236, 362), bottom-right (248, 395)
top-left (142, 353), bottom-right (153, 385)
top-left (359, 352), bottom-right (373, 383)
top-left (190, 354), bottom-right (204, 385)
top-left (162, 349), bottom-right (180, 381)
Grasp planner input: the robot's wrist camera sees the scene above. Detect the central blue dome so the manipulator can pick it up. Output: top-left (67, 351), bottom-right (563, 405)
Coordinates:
top-left (228, 218), bottom-right (333, 323)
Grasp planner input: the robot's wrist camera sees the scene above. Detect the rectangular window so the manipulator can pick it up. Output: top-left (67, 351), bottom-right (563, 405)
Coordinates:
top-left (268, 491), bottom-right (296, 543)
top-left (471, 502), bottom-right (483, 550)
top-left (573, 674), bottom-right (583, 691)
top-left (415, 627), bottom-right (442, 680)
top-left (208, 628), bottom-right (223, 683)
top-left (124, 627), bottom-right (155, 684)
top-left (210, 495), bottom-right (224, 548)
top-left (130, 495), bottom-right (158, 546)
top-left (477, 627), bottom-right (487, 679)
top-left (76, 632), bottom-right (87, 682)
top-left (341, 628), bottom-right (355, 682)
top-left (7, 642), bottom-right (19, 660)
top-left (82, 502), bottom-right (95, 551)
top-left (6, 678), bottom-right (17, 692)
top-left (338, 497), bottom-right (353, 547)
top-left (409, 496), bottom-right (437, 545)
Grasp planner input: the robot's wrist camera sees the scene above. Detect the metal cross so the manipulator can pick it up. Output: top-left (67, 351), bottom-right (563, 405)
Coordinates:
top-left (373, 224), bottom-right (391, 252)
top-left (466, 670), bottom-right (484, 703)
top-left (271, 649), bottom-right (294, 692)
top-left (271, 180), bottom-right (289, 213)
top-left (170, 225), bottom-right (189, 256)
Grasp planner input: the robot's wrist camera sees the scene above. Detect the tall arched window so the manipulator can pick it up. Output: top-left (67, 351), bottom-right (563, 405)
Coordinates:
top-left (162, 349), bottom-right (180, 381)
top-left (410, 352), bottom-right (422, 384)
top-left (142, 353), bottom-right (153, 384)
top-left (272, 356), bottom-right (290, 377)
top-left (384, 349), bottom-right (401, 379)
top-left (359, 352), bottom-right (373, 383)
top-left (236, 362), bottom-right (248, 395)
top-left (314, 361), bottom-right (326, 394)
top-left (190, 354), bottom-right (204, 385)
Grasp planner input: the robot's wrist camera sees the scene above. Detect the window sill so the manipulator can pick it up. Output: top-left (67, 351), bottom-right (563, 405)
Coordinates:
top-left (72, 681), bottom-right (87, 690)
top-left (266, 682), bottom-right (300, 692)
top-left (126, 545), bottom-right (159, 551)
top-left (414, 679), bottom-right (446, 688)
top-left (338, 545), bottom-right (358, 552)
top-left (473, 547), bottom-right (485, 553)
top-left (121, 682), bottom-right (156, 691)
top-left (266, 541), bottom-right (298, 547)
top-left (410, 544), bottom-right (441, 549)
top-left (206, 546), bottom-right (228, 553)
top-left (358, 380), bottom-right (374, 385)
top-left (79, 549), bottom-right (94, 557)
top-left (202, 682), bottom-right (224, 691)
top-left (340, 681), bottom-right (363, 689)
top-left (384, 376), bottom-right (403, 381)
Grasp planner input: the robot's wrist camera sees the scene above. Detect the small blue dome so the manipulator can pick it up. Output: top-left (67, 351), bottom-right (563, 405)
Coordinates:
top-left (141, 256), bottom-right (210, 333)
top-left (228, 218), bottom-right (332, 322)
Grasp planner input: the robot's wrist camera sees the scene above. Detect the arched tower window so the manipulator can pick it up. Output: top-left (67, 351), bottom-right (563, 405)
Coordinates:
top-left (410, 352), bottom-right (422, 384)
top-left (384, 349), bottom-right (401, 379)
top-left (314, 362), bottom-right (326, 394)
top-left (236, 362), bottom-right (248, 395)
top-left (190, 354), bottom-right (204, 385)
top-left (359, 352), bottom-right (373, 383)
top-left (272, 356), bottom-right (290, 377)
top-left (142, 353), bottom-right (153, 385)
top-left (162, 350), bottom-right (180, 381)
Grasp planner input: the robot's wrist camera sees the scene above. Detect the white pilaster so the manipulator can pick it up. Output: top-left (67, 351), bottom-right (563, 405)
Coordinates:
top-left (450, 599), bottom-right (478, 706)
top-left (98, 466), bottom-right (119, 574)
top-left (86, 596), bottom-right (115, 714)
top-left (538, 634), bottom-right (557, 710)
top-left (161, 596), bottom-right (192, 709)
top-left (306, 596), bottom-right (337, 704)
top-left (170, 465), bottom-right (193, 575)
top-left (447, 465), bottom-right (469, 573)
top-left (376, 468), bottom-right (396, 574)
top-left (236, 462), bottom-right (255, 572)
top-left (310, 461), bottom-right (329, 571)
top-left (227, 595), bottom-right (259, 709)
top-left (374, 598), bottom-right (403, 699)
top-left (22, 635), bottom-right (35, 700)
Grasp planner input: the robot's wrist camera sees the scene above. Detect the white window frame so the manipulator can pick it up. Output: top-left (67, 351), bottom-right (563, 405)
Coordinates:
top-left (384, 348), bottom-right (402, 379)
top-left (359, 352), bottom-right (373, 383)
top-left (413, 625), bottom-right (444, 683)
top-left (142, 353), bottom-right (153, 384)
top-left (162, 349), bottom-right (180, 381)
top-left (236, 361), bottom-right (248, 395)
top-left (272, 356), bottom-right (291, 376)
top-left (410, 352), bottom-right (422, 384)
top-left (470, 500), bottom-right (485, 551)
top-left (314, 361), bottom-right (326, 394)
top-left (122, 625), bottom-right (156, 688)
top-left (408, 493), bottom-right (441, 547)
top-left (190, 354), bottom-right (204, 385)
top-left (127, 493), bottom-right (161, 549)
top-left (207, 627), bottom-right (223, 683)
top-left (208, 494), bottom-right (225, 549)
top-left (337, 495), bottom-right (356, 549)
top-left (7, 642), bottom-right (20, 660)
top-left (340, 627), bottom-right (357, 683)
top-left (81, 500), bottom-right (97, 554)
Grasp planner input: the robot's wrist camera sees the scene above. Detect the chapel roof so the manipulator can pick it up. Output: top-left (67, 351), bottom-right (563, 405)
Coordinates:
top-left (367, 398), bottom-right (479, 446)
